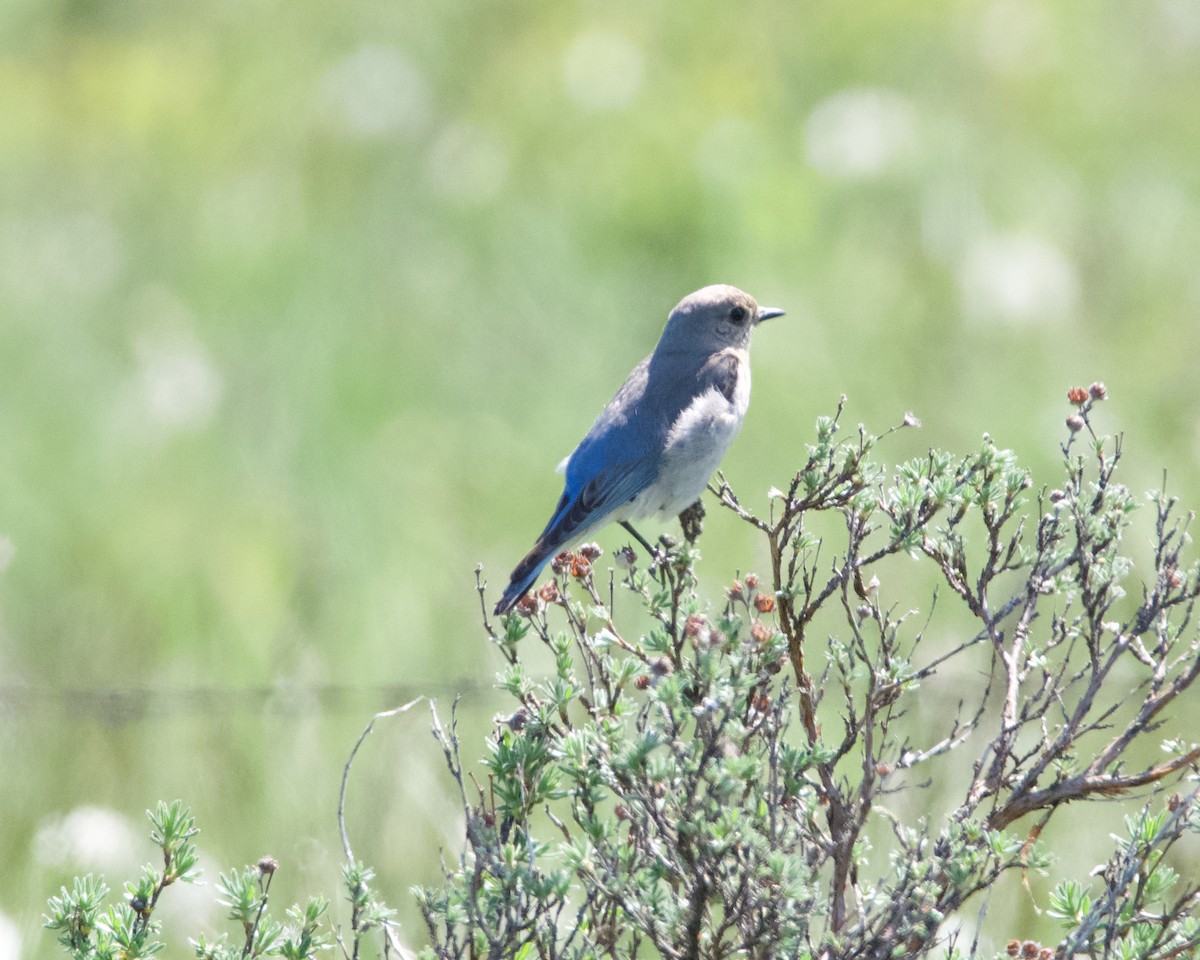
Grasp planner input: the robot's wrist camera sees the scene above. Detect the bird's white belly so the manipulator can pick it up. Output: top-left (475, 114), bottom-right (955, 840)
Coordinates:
top-left (629, 382), bottom-right (748, 522)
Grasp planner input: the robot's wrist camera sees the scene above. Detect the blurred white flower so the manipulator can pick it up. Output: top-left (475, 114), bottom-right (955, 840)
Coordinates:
top-left (33, 806), bottom-right (140, 871)
top-left (563, 30), bottom-right (643, 111)
top-left (804, 87), bottom-right (916, 179)
top-left (318, 45), bottom-right (433, 138)
top-left (0, 911), bottom-right (18, 960)
top-left (1157, 0), bottom-right (1200, 54)
top-left (116, 288), bottom-right (224, 434)
top-left (134, 327), bottom-right (223, 432)
top-left (0, 213), bottom-right (123, 306)
top-left (959, 232), bottom-right (1078, 325)
top-left (426, 123), bottom-right (509, 203)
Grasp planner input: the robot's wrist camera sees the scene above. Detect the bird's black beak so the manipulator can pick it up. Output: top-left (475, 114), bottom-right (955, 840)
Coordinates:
top-left (756, 306), bottom-right (785, 323)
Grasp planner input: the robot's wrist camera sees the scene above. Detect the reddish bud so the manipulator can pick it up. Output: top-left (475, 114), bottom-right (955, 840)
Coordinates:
top-left (516, 593), bottom-right (538, 617)
top-left (751, 619), bottom-right (773, 646)
top-left (744, 573), bottom-right (759, 590)
top-left (754, 594), bottom-right (776, 614)
top-left (684, 614), bottom-right (707, 638)
top-left (570, 556), bottom-right (592, 579)
top-left (726, 579), bottom-right (745, 602)
top-left (538, 581), bottom-right (559, 604)
top-left (1007, 941), bottom-right (1020, 957)
top-left (634, 674), bottom-right (651, 690)
top-left (1067, 386), bottom-right (1088, 405)
top-left (614, 805), bottom-right (630, 821)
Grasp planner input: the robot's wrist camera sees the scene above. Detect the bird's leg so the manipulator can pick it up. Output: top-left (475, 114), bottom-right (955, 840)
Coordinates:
top-left (678, 498), bottom-right (705, 544)
top-left (620, 521), bottom-right (669, 583)
top-left (620, 521), bottom-right (658, 558)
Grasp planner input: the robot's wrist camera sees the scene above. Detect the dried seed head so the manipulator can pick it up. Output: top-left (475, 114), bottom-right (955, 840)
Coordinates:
top-left (634, 673), bottom-right (651, 690)
top-left (258, 856), bottom-right (279, 876)
top-left (1067, 386), bottom-right (1088, 405)
top-left (1007, 940), bottom-right (1020, 957)
top-left (1089, 381), bottom-right (1107, 400)
top-left (1066, 414), bottom-right (1085, 433)
top-left (570, 555), bottom-right (592, 579)
top-left (1048, 489), bottom-right (1066, 503)
top-left (726, 579), bottom-right (745, 602)
top-left (744, 573), bottom-right (759, 590)
top-left (684, 614), bottom-right (707, 638)
top-left (614, 545), bottom-right (637, 570)
top-left (579, 542), bottom-right (603, 561)
top-left (754, 594), bottom-right (776, 614)
top-left (650, 657), bottom-right (674, 677)
top-left (516, 593), bottom-right (538, 617)
top-left (550, 551), bottom-right (574, 575)
top-left (538, 581), bottom-right (559, 604)
top-left (506, 709), bottom-right (528, 732)
top-left (750, 619), bottom-right (773, 646)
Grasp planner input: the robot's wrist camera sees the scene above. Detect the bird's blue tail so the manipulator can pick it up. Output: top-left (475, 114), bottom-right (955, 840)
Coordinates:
top-left (494, 539), bottom-right (556, 614)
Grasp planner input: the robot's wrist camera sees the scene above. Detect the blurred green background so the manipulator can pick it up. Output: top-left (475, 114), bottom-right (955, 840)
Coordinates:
top-left (3, 0), bottom-right (1200, 955)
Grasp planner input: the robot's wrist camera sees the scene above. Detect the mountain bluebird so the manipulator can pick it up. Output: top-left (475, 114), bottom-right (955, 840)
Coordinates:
top-left (494, 284), bottom-right (783, 614)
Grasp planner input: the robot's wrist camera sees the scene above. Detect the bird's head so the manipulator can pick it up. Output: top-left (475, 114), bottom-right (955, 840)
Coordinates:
top-left (660, 284), bottom-right (784, 353)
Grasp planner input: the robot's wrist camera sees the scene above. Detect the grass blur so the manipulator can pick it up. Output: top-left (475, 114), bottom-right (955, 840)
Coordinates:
top-left (2, 0), bottom-right (1199, 956)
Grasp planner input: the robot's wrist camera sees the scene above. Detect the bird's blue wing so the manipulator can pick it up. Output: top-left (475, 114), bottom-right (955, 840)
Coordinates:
top-left (494, 354), bottom-right (670, 614)
top-left (493, 452), bottom-right (658, 613)
top-left (548, 453), bottom-right (658, 547)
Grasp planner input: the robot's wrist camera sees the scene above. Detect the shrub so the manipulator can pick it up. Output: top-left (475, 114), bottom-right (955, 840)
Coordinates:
top-left (418, 390), bottom-right (1200, 959)
top-left (46, 390), bottom-right (1200, 960)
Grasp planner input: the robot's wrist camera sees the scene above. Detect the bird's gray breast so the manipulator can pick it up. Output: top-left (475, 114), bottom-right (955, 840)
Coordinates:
top-left (632, 348), bottom-right (750, 519)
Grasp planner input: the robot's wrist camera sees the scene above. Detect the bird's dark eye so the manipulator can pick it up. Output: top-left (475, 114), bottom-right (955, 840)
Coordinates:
top-left (729, 306), bottom-right (748, 324)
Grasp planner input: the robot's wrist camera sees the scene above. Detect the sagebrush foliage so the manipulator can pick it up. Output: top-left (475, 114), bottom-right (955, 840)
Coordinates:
top-left (46, 395), bottom-right (1200, 960)
top-left (418, 393), bottom-right (1200, 960)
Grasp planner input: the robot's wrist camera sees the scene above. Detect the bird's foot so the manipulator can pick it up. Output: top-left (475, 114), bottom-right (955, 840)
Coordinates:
top-left (678, 499), bottom-right (705, 544)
